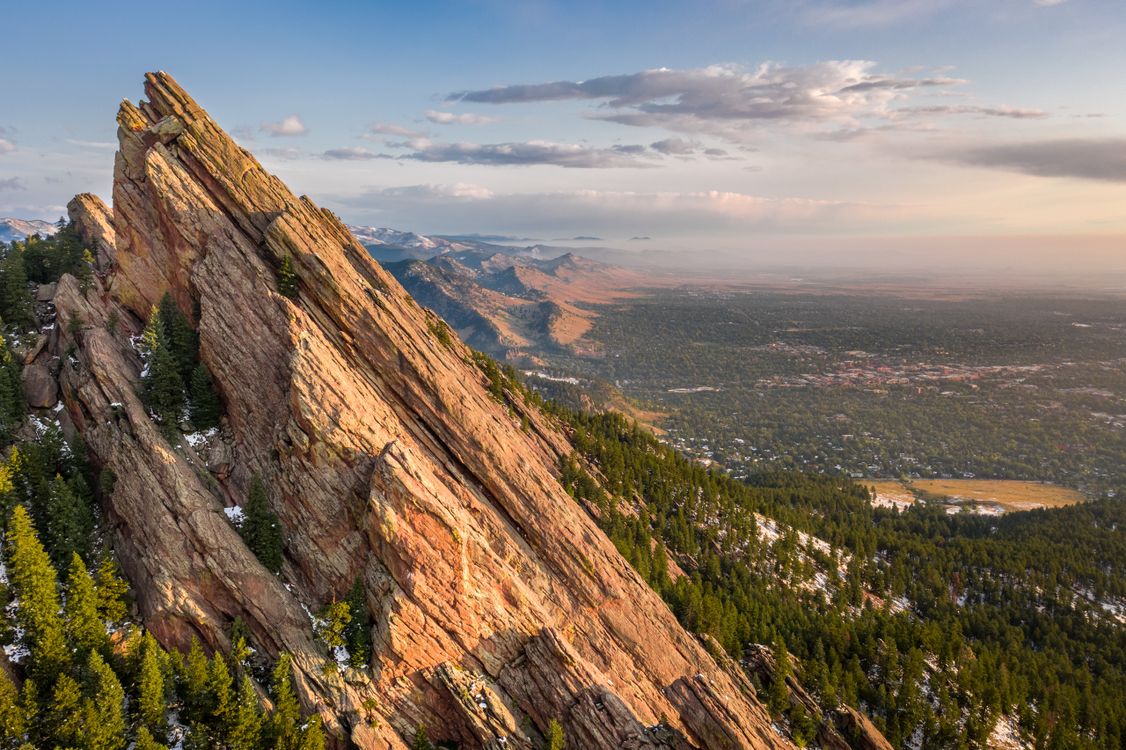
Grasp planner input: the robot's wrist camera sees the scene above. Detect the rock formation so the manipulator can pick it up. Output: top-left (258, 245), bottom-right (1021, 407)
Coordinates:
top-left (41, 72), bottom-right (797, 749)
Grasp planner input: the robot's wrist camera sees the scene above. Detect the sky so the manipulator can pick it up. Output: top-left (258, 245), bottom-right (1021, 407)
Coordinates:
top-left (2, 0), bottom-right (1125, 274)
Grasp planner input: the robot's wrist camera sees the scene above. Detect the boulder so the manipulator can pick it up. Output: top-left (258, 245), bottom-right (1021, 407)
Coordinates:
top-left (21, 362), bottom-right (58, 408)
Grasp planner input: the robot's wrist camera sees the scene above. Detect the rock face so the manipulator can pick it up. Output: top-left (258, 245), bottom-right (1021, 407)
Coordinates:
top-left (67, 192), bottom-right (116, 269)
top-left (49, 72), bottom-right (794, 749)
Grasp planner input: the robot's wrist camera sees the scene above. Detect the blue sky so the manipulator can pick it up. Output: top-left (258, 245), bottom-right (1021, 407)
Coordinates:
top-left (2, 0), bottom-right (1125, 267)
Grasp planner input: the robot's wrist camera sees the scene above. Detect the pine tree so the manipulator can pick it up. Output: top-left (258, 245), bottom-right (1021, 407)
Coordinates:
top-left (64, 552), bottom-right (107, 656)
top-left (134, 726), bottom-right (169, 750)
top-left (267, 654), bottom-right (301, 750)
top-left (298, 716), bottom-right (325, 750)
top-left (229, 675), bottom-right (263, 750)
top-left (0, 248), bottom-right (35, 329)
top-left (82, 650), bottom-right (127, 750)
top-left (547, 719), bottom-right (565, 750)
top-left (47, 673), bottom-right (83, 749)
top-left (413, 724), bottom-right (433, 750)
top-left (182, 637), bottom-right (211, 725)
top-left (277, 255), bottom-right (298, 298)
top-left (0, 670), bottom-right (25, 748)
top-left (208, 652), bottom-right (234, 738)
top-left (188, 363), bottom-right (222, 430)
top-left (157, 293), bottom-right (198, 383)
top-left (93, 557), bottom-right (129, 625)
top-left (343, 577), bottom-right (371, 669)
top-left (144, 336), bottom-right (186, 428)
top-left (769, 640), bottom-right (792, 717)
top-left (138, 632), bottom-right (167, 740)
top-left (183, 722), bottom-right (211, 750)
top-left (5, 505), bottom-right (69, 680)
top-left (44, 475), bottom-right (93, 567)
top-left (315, 600), bottom-right (350, 658)
top-left (18, 678), bottom-right (39, 749)
top-left (240, 475), bottom-right (283, 573)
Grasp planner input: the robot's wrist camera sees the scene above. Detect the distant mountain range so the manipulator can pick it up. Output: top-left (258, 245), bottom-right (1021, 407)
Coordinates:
top-left (347, 224), bottom-right (661, 360)
top-left (0, 217), bottom-right (59, 243)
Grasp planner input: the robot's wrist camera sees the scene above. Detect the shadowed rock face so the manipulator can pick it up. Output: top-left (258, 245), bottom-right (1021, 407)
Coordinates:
top-left (51, 71), bottom-right (792, 750)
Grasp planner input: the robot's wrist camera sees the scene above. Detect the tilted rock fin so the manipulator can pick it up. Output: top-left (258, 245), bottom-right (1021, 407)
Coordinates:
top-left (54, 71), bottom-right (792, 749)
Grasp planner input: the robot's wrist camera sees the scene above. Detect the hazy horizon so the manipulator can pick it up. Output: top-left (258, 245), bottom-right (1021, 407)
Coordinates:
top-left (2, 0), bottom-right (1125, 281)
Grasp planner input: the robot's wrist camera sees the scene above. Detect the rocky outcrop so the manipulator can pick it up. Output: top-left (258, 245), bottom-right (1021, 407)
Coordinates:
top-left (21, 361), bottom-right (58, 408)
top-left (51, 71), bottom-right (794, 749)
top-left (67, 193), bottom-right (115, 270)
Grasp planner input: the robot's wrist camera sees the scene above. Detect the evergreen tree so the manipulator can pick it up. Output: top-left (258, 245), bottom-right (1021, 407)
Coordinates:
top-left (82, 650), bottom-right (127, 750)
top-left (44, 475), bottom-right (93, 567)
top-left (547, 718), bottom-right (566, 750)
top-left (240, 475), bottom-right (283, 573)
top-left (93, 557), bottom-right (129, 625)
top-left (0, 337), bottom-right (25, 433)
top-left (18, 679), bottom-right (39, 749)
top-left (0, 670), bottom-right (25, 749)
top-left (229, 675), bottom-right (263, 750)
top-left (188, 363), bottom-right (222, 430)
top-left (182, 637), bottom-right (211, 725)
top-left (277, 255), bottom-right (298, 298)
top-left (47, 674), bottom-right (83, 749)
top-left (267, 654), bottom-right (301, 750)
top-left (413, 724), bottom-right (433, 750)
top-left (4, 505), bottom-right (69, 679)
top-left (298, 716), bottom-right (325, 750)
top-left (343, 577), bottom-right (371, 669)
top-left (134, 727), bottom-right (168, 750)
top-left (183, 722), bottom-right (211, 750)
top-left (0, 249), bottom-right (35, 329)
top-left (143, 335), bottom-right (186, 428)
top-left (315, 600), bottom-right (350, 659)
top-left (64, 552), bottom-right (107, 656)
top-left (208, 652), bottom-right (234, 738)
top-left (137, 632), bottom-right (167, 740)
top-left (769, 641), bottom-right (792, 717)
top-left (157, 293), bottom-right (198, 383)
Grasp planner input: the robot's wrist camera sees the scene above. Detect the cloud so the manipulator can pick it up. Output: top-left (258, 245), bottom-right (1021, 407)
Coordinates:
top-left (389, 138), bottom-right (655, 168)
top-left (803, 0), bottom-right (957, 27)
top-left (364, 122), bottom-right (425, 139)
top-left (322, 147), bottom-right (388, 161)
top-left (650, 138), bottom-right (701, 155)
top-left (897, 104), bottom-right (1048, 119)
top-left (336, 184), bottom-right (900, 236)
top-left (424, 110), bottom-right (498, 125)
top-left (942, 138), bottom-right (1126, 182)
top-left (0, 177), bottom-right (26, 192)
top-left (259, 147), bottom-right (305, 161)
top-left (1033, 0), bottom-right (1068, 5)
top-left (65, 138), bottom-right (118, 149)
top-left (0, 138), bottom-right (14, 155)
top-left (260, 115), bottom-right (308, 137)
top-left (449, 62), bottom-right (965, 142)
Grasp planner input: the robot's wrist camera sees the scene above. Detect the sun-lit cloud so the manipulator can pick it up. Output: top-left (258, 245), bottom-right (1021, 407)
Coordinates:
top-left (424, 110), bottom-right (498, 125)
top-left (322, 146), bottom-right (388, 161)
top-left (364, 121), bottom-right (426, 139)
top-left (0, 138), bottom-right (14, 155)
top-left (387, 138), bottom-right (657, 168)
top-left (260, 114), bottom-right (308, 137)
top-left (334, 183), bottom-right (905, 237)
top-left (448, 62), bottom-right (966, 142)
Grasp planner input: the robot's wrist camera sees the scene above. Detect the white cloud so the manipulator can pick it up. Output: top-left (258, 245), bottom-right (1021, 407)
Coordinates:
top-left (322, 147), bottom-right (387, 161)
top-left (449, 62), bottom-right (966, 143)
top-left (337, 184), bottom-right (901, 237)
top-left (364, 122), bottom-right (425, 139)
top-left (260, 114), bottom-right (308, 137)
top-left (0, 138), bottom-right (14, 155)
top-left (424, 110), bottom-right (498, 125)
top-left (0, 177), bottom-right (25, 191)
top-left (388, 138), bottom-right (657, 168)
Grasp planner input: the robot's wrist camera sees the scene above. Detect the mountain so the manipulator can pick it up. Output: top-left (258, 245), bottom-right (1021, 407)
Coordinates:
top-left (0, 217), bottom-right (59, 243)
top-left (384, 249), bottom-right (648, 361)
top-left (31, 71), bottom-right (796, 749)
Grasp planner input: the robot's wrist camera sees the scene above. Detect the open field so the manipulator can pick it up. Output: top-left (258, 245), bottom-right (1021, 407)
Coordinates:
top-left (868, 478), bottom-right (1085, 514)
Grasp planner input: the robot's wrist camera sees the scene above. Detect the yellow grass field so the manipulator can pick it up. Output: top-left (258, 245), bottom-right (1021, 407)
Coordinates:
top-left (866, 478), bottom-right (1085, 513)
